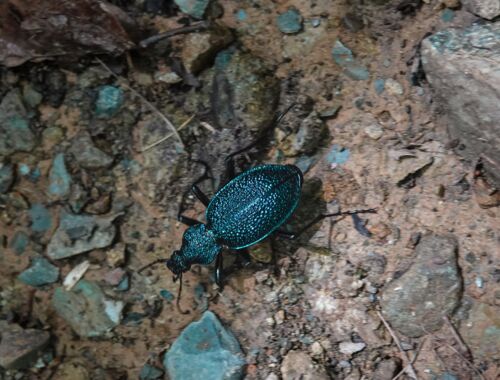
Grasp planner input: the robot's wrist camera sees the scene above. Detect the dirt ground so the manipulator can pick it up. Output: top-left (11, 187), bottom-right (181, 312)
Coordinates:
top-left (0, 0), bottom-right (498, 379)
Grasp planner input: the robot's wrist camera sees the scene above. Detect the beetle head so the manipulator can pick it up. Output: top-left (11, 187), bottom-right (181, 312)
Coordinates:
top-left (166, 250), bottom-right (189, 275)
top-left (166, 224), bottom-right (221, 276)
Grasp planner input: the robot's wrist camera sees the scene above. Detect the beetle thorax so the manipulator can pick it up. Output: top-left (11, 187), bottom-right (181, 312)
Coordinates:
top-left (167, 224), bottom-right (222, 275)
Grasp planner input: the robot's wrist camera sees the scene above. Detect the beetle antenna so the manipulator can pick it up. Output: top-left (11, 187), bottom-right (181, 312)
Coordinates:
top-left (174, 274), bottom-right (189, 314)
top-left (138, 259), bottom-right (166, 273)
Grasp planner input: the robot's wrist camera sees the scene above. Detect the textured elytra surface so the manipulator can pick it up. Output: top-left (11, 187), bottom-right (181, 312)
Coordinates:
top-left (206, 165), bottom-right (303, 249)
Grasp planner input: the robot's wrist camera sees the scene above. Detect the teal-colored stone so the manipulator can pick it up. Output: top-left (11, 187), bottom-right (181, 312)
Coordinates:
top-left (95, 86), bottom-right (124, 118)
top-left (277, 9), bottom-right (303, 34)
top-left (235, 9), bottom-right (247, 21)
top-left (174, 0), bottom-right (210, 19)
top-left (160, 289), bottom-right (175, 302)
top-left (345, 66), bottom-right (370, 81)
top-left (439, 373), bottom-right (458, 380)
top-left (18, 257), bottom-right (59, 287)
top-left (116, 275), bottom-right (130, 291)
top-left (214, 48), bottom-right (235, 71)
top-left (326, 145), bottom-right (350, 165)
top-left (332, 40), bottom-right (370, 81)
top-left (441, 9), bottom-right (455, 23)
top-left (140, 364), bottom-right (164, 380)
top-left (48, 153), bottom-right (71, 199)
top-left (29, 204), bottom-right (52, 233)
top-left (29, 167), bottom-right (41, 182)
top-left (19, 164), bottom-right (30, 176)
top-left (10, 231), bottom-right (29, 255)
top-left (0, 116), bottom-right (36, 155)
top-left (164, 311), bottom-right (245, 380)
top-left (374, 78), bottom-right (385, 94)
top-left (0, 162), bottom-right (14, 193)
top-left (332, 40), bottom-right (355, 66)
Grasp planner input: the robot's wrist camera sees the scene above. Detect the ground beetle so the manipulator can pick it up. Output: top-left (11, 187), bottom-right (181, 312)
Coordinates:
top-left (139, 104), bottom-right (376, 311)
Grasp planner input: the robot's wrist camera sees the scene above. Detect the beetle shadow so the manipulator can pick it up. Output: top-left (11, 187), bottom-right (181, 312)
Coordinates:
top-left (274, 176), bottom-right (331, 254)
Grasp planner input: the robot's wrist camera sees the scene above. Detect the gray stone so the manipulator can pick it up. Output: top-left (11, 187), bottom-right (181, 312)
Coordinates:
top-left (339, 341), bottom-right (366, 355)
top-left (460, 302), bottom-right (500, 361)
top-left (213, 50), bottom-right (280, 134)
top-left (18, 256), bottom-right (60, 287)
top-left (164, 311), bottom-right (245, 380)
top-left (52, 280), bottom-right (123, 338)
top-left (463, 0), bottom-right (500, 19)
top-left (181, 24), bottom-right (233, 74)
top-left (47, 210), bottom-right (119, 259)
top-left (371, 358), bottom-right (401, 380)
top-left (0, 162), bottom-right (14, 193)
top-left (0, 322), bottom-right (50, 369)
top-left (291, 112), bottom-right (328, 156)
top-left (380, 234), bottom-right (462, 337)
top-left (280, 350), bottom-right (329, 380)
top-left (0, 90), bottom-right (35, 156)
top-left (69, 133), bottom-right (113, 169)
top-left (421, 23), bottom-right (500, 186)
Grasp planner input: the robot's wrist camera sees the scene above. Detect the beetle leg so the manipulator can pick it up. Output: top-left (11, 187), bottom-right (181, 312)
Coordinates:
top-left (277, 208), bottom-right (377, 240)
top-left (178, 160), bottom-right (214, 224)
top-left (191, 184), bottom-right (210, 206)
top-left (223, 103), bottom-right (295, 182)
top-left (215, 253), bottom-right (224, 288)
top-left (137, 258), bottom-right (168, 273)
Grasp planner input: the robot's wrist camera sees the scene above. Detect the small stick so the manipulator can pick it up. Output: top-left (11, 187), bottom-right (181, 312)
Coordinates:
top-left (442, 315), bottom-right (470, 357)
top-left (445, 343), bottom-right (485, 380)
top-left (377, 311), bottom-right (419, 380)
top-left (141, 115), bottom-right (194, 152)
top-left (96, 58), bottom-right (184, 149)
top-left (139, 21), bottom-right (210, 48)
top-left (392, 337), bottom-right (426, 380)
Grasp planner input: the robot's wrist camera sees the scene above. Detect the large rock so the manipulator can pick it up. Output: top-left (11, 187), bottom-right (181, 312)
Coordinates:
top-left (463, 0), bottom-right (500, 19)
top-left (380, 234), bottom-right (462, 337)
top-left (421, 23), bottom-right (500, 187)
top-left (163, 311), bottom-right (245, 380)
top-left (0, 322), bottom-right (50, 369)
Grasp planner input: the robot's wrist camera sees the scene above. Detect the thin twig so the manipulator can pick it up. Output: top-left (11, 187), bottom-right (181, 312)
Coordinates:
top-left (377, 311), bottom-right (419, 380)
top-left (445, 343), bottom-right (485, 380)
top-left (442, 315), bottom-right (471, 357)
top-left (392, 337), bottom-right (426, 380)
top-left (95, 58), bottom-right (184, 148)
top-left (141, 115), bottom-right (194, 152)
top-left (139, 21), bottom-right (210, 48)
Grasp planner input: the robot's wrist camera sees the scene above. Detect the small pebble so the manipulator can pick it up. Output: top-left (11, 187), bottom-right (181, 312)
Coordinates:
top-left (277, 9), bottom-right (303, 34)
top-left (385, 78), bottom-right (404, 96)
top-left (339, 341), bottom-right (366, 355)
top-left (364, 124), bottom-right (384, 140)
top-left (274, 310), bottom-right (285, 325)
top-left (104, 268), bottom-right (126, 286)
top-left (160, 289), bottom-right (175, 302)
top-left (310, 341), bottom-right (324, 357)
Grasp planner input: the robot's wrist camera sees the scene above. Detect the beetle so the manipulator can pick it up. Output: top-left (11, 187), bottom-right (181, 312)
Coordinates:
top-left (139, 104), bottom-right (376, 311)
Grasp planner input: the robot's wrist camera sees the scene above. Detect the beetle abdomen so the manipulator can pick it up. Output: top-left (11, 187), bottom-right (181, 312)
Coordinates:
top-left (206, 164), bottom-right (303, 249)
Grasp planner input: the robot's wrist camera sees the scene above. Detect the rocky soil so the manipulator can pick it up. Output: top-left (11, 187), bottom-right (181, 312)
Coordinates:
top-left (0, 0), bottom-right (499, 379)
